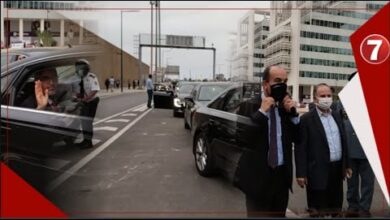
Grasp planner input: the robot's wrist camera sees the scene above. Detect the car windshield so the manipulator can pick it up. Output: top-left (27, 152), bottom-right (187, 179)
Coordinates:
top-left (179, 84), bottom-right (195, 94)
top-left (197, 84), bottom-right (231, 101)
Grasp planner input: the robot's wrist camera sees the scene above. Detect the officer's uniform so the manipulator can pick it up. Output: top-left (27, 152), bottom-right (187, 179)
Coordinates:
top-left (80, 72), bottom-right (100, 143)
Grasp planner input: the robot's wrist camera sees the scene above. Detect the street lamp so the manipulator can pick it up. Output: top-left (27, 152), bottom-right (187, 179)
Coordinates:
top-left (120, 10), bottom-right (139, 92)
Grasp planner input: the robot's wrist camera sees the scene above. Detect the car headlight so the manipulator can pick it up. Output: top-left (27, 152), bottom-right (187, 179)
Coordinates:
top-left (174, 98), bottom-right (182, 107)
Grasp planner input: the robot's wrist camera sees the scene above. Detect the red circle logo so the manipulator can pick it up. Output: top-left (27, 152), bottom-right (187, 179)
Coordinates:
top-left (360, 34), bottom-right (390, 65)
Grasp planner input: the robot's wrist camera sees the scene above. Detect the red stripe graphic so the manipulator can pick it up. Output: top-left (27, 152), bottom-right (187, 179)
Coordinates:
top-left (350, 3), bottom-right (390, 203)
top-left (0, 163), bottom-right (67, 218)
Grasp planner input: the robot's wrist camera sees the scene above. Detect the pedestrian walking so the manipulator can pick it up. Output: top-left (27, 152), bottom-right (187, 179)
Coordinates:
top-left (105, 78), bottom-right (109, 92)
top-left (109, 76), bottom-right (115, 92)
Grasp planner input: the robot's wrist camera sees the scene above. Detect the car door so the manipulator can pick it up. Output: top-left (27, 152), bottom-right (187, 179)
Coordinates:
top-left (0, 57), bottom-right (91, 192)
top-left (207, 86), bottom-right (261, 180)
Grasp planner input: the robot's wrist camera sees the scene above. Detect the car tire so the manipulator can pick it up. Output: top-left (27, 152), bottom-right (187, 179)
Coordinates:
top-left (193, 132), bottom-right (215, 177)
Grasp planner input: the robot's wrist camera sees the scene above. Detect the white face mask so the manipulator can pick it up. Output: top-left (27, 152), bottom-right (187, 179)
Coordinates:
top-left (317, 97), bottom-right (333, 110)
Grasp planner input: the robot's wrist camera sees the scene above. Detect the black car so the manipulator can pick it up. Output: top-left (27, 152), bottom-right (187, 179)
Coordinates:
top-left (173, 81), bottom-right (199, 117)
top-left (1, 46), bottom-right (103, 192)
top-left (1, 47), bottom-right (63, 67)
top-left (190, 82), bottom-right (262, 181)
top-left (183, 82), bottom-right (233, 130)
top-left (153, 83), bottom-right (174, 109)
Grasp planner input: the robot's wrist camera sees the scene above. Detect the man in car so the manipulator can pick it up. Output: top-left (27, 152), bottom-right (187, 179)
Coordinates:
top-left (19, 68), bottom-right (69, 111)
top-left (235, 65), bottom-right (300, 217)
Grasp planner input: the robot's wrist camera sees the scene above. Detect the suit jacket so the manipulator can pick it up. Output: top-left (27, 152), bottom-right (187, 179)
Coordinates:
top-left (295, 107), bottom-right (349, 190)
top-left (332, 101), bottom-right (366, 159)
top-left (233, 95), bottom-right (299, 199)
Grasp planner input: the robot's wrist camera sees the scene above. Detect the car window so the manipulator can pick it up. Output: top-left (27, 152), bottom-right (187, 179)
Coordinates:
top-left (190, 87), bottom-right (197, 98)
top-left (197, 84), bottom-right (230, 101)
top-left (222, 89), bottom-right (242, 113)
top-left (13, 61), bottom-right (82, 116)
top-left (208, 89), bottom-right (229, 110)
top-left (179, 84), bottom-right (195, 94)
top-left (1, 54), bottom-right (17, 67)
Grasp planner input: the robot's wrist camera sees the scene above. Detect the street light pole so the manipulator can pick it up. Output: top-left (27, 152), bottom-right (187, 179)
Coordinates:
top-left (121, 10), bottom-right (123, 92)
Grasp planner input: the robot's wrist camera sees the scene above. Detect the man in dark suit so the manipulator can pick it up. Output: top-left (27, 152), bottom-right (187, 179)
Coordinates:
top-left (235, 65), bottom-right (300, 217)
top-left (295, 83), bottom-right (352, 217)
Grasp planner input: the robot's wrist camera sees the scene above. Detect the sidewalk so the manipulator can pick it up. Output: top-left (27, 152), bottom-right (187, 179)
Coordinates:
top-left (98, 88), bottom-right (146, 98)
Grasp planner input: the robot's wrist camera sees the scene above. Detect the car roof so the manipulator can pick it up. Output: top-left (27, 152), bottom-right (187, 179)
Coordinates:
top-left (195, 81), bottom-right (235, 89)
top-left (178, 81), bottom-right (200, 86)
top-left (1, 45), bottom-right (103, 75)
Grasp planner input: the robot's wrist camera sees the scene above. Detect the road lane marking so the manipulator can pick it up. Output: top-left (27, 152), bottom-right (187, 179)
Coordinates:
top-left (93, 103), bottom-right (145, 125)
top-left (105, 119), bottom-right (130, 123)
top-left (93, 126), bottom-right (118, 132)
top-left (132, 105), bottom-right (148, 112)
top-left (121, 113), bottom-right (137, 117)
top-left (92, 139), bottom-right (101, 146)
top-left (47, 108), bottom-right (152, 192)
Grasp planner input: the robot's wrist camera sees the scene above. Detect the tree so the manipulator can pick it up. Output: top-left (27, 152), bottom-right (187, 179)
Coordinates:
top-left (36, 30), bottom-right (54, 47)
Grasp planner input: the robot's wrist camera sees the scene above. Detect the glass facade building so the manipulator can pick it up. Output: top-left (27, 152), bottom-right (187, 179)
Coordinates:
top-left (263, 1), bottom-right (387, 102)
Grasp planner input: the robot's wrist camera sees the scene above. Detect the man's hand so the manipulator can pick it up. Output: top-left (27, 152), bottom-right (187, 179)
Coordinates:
top-left (260, 97), bottom-right (275, 113)
top-left (282, 95), bottom-right (297, 113)
top-left (346, 168), bottom-right (353, 179)
top-left (35, 80), bottom-right (48, 110)
top-left (297, 177), bottom-right (307, 188)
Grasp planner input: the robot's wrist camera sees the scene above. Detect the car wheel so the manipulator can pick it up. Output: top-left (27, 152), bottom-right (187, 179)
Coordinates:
top-left (194, 132), bottom-right (215, 177)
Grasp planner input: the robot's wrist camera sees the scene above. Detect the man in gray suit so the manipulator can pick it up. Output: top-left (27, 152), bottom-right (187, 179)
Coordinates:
top-left (334, 72), bottom-right (375, 217)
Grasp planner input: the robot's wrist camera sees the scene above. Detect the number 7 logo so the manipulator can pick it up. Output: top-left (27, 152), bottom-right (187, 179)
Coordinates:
top-left (360, 34), bottom-right (390, 65)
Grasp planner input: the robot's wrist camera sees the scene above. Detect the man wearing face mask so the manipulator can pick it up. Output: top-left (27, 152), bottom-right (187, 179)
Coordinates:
top-left (75, 59), bottom-right (100, 149)
top-left (235, 65), bottom-right (300, 217)
top-left (295, 83), bottom-right (352, 217)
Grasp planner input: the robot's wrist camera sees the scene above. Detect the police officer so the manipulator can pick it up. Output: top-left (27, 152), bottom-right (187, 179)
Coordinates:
top-left (75, 59), bottom-right (100, 149)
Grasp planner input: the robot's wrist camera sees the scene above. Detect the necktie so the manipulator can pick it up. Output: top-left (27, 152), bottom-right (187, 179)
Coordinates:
top-left (79, 78), bottom-right (85, 98)
top-left (268, 106), bottom-right (278, 168)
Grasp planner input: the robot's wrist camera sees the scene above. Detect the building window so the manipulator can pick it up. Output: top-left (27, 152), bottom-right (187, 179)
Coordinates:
top-left (300, 71), bottom-right (350, 80)
top-left (310, 19), bottom-right (360, 31)
top-left (300, 31), bottom-right (350, 43)
top-left (301, 45), bottom-right (353, 56)
top-left (300, 58), bottom-right (356, 68)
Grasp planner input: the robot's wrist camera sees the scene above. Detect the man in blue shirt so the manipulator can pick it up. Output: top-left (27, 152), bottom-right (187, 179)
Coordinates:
top-left (146, 74), bottom-right (154, 108)
top-left (295, 83), bottom-right (352, 217)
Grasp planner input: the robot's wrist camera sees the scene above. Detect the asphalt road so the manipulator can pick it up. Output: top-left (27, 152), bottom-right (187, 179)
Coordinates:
top-left (41, 92), bottom-right (389, 218)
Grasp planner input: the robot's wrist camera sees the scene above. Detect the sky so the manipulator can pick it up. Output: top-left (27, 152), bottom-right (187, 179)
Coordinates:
top-left (59, 1), bottom-right (271, 80)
